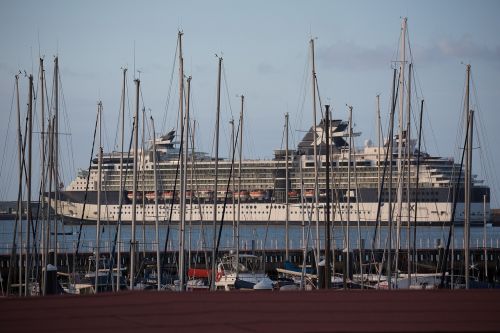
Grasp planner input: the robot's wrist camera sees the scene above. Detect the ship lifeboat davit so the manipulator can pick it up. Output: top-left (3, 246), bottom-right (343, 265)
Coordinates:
top-left (249, 189), bottom-right (266, 200)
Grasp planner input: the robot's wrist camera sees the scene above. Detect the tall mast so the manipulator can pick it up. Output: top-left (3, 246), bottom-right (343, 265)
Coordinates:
top-left (324, 105), bottom-right (331, 289)
top-left (188, 119), bottom-right (196, 273)
top-left (299, 152), bottom-right (307, 289)
top-left (285, 112), bottom-right (289, 261)
top-left (387, 68), bottom-right (398, 289)
top-left (95, 101), bottom-right (103, 294)
top-left (177, 31), bottom-right (186, 291)
top-left (53, 57), bottom-right (59, 266)
top-left (150, 116), bottom-right (161, 291)
top-left (39, 59), bottom-right (46, 275)
top-left (406, 63), bottom-right (412, 282)
top-left (130, 78), bottom-right (140, 290)
top-left (179, 75), bottom-right (191, 291)
top-left (310, 38), bottom-right (320, 267)
top-left (211, 56), bottom-right (222, 290)
top-left (141, 108), bottom-right (146, 258)
top-left (25, 74), bottom-right (34, 296)
top-left (230, 117), bottom-right (235, 248)
top-left (395, 17), bottom-right (407, 277)
top-left (376, 94), bottom-right (382, 249)
top-left (117, 68), bottom-right (127, 291)
top-left (44, 119), bottom-right (54, 295)
top-left (483, 194), bottom-right (488, 281)
top-left (236, 95), bottom-right (244, 270)
top-left (345, 105), bottom-right (353, 289)
top-left (464, 64), bottom-right (472, 289)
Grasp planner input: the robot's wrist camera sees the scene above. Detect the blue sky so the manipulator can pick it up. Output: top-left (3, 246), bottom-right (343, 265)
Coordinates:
top-left (1, 0), bottom-right (499, 206)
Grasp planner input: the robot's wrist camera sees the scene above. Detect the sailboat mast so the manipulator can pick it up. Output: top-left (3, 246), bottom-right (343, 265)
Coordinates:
top-left (211, 56), bottom-right (222, 291)
top-left (406, 63), bottom-right (412, 281)
top-left (44, 119), bottom-right (54, 295)
top-left (117, 68), bottom-right (126, 291)
top-left (465, 109), bottom-right (474, 289)
top-left (39, 59), bottom-right (46, 276)
top-left (53, 57), bottom-right (59, 266)
top-left (141, 108), bottom-right (146, 258)
top-left (310, 38), bottom-right (320, 268)
top-left (395, 17), bottom-right (407, 277)
top-left (285, 112), bottom-right (289, 261)
top-left (376, 94), bottom-right (382, 249)
top-left (324, 105), bottom-right (331, 289)
top-left (150, 116), bottom-right (161, 291)
top-left (95, 102), bottom-right (103, 294)
top-left (130, 78), bottom-right (140, 290)
top-left (483, 194), bottom-right (488, 280)
top-left (180, 75), bottom-right (191, 291)
top-left (387, 68), bottom-right (398, 289)
top-left (464, 64), bottom-right (472, 289)
top-left (25, 74), bottom-right (34, 296)
top-left (230, 118), bottom-right (235, 248)
top-left (345, 105), bottom-right (353, 289)
top-left (188, 119), bottom-right (196, 274)
top-left (236, 95), bottom-right (244, 270)
top-left (177, 31), bottom-right (186, 291)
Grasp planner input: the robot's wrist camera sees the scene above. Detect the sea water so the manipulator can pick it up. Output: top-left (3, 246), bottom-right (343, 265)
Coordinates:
top-left (1, 219), bottom-right (499, 255)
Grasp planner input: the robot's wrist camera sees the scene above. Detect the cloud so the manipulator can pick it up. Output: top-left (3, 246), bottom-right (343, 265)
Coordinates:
top-left (257, 62), bottom-right (281, 75)
top-left (431, 36), bottom-right (500, 63)
top-left (316, 41), bottom-right (392, 71)
top-left (316, 36), bottom-right (500, 71)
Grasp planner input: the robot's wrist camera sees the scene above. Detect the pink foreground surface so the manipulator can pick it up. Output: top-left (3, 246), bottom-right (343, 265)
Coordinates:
top-left (1, 290), bottom-right (500, 332)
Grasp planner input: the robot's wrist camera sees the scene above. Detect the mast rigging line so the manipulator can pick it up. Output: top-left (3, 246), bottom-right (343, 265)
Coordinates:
top-left (214, 119), bottom-right (241, 261)
top-left (74, 108), bottom-right (100, 256)
top-left (105, 119), bottom-right (135, 289)
top-left (439, 112), bottom-right (469, 288)
top-left (471, 75), bottom-right (499, 207)
top-left (370, 69), bottom-right (400, 250)
top-left (161, 34), bottom-right (179, 135)
top-left (221, 62), bottom-right (235, 121)
top-left (262, 119), bottom-right (287, 257)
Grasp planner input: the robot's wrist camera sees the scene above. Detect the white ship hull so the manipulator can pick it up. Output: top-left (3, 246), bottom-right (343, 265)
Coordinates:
top-left (55, 199), bottom-right (488, 225)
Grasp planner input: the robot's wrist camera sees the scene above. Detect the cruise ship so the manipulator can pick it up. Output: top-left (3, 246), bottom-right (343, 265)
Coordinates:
top-left (52, 117), bottom-right (491, 226)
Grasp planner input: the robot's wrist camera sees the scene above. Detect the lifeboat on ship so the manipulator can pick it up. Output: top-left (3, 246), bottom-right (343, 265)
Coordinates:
top-left (198, 190), bottom-right (213, 200)
top-left (161, 191), bottom-right (175, 201)
top-left (145, 191), bottom-right (157, 201)
top-left (288, 190), bottom-right (300, 199)
top-left (303, 189), bottom-right (315, 199)
top-left (249, 189), bottom-right (266, 200)
top-left (217, 190), bottom-right (233, 200)
top-left (127, 191), bottom-right (143, 201)
top-left (236, 190), bottom-right (249, 201)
